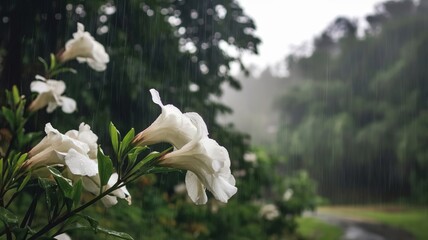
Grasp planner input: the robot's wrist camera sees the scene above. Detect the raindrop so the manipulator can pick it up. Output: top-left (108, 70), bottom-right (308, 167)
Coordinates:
top-left (66, 4), bottom-right (73, 11)
top-left (55, 13), bottom-right (62, 20)
top-left (140, 4), bottom-right (150, 12)
top-left (104, 5), bottom-right (116, 15)
top-left (160, 8), bottom-right (169, 15)
top-left (168, 16), bottom-right (181, 26)
top-left (244, 28), bottom-right (254, 35)
top-left (235, 15), bottom-right (249, 23)
top-left (147, 9), bottom-right (154, 17)
top-left (2, 17), bottom-right (9, 23)
top-left (219, 65), bottom-right (227, 75)
top-left (215, 5), bottom-right (227, 19)
top-left (190, 10), bottom-right (198, 19)
top-left (228, 37), bottom-right (235, 44)
top-left (199, 62), bottom-right (209, 75)
top-left (75, 5), bottom-right (84, 15)
top-left (185, 41), bottom-right (197, 54)
top-left (97, 25), bottom-right (109, 35)
top-left (201, 42), bottom-right (209, 50)
top-left (214, 32), bottom-right (222, 39)
top-left (174, 10), bottom-right (181, 17)
top-left (207, 8), bottom-right (214, 15)
top-left (189, 83), bottom-right (200, 92)
top-left (99, 15), bottom-right (108, 23)
top-left (178, 27), bottom-right (186, 35)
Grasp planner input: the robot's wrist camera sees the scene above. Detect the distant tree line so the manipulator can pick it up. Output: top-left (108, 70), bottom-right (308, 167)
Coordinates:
top-left (276, 0), bottom-right (428, 203)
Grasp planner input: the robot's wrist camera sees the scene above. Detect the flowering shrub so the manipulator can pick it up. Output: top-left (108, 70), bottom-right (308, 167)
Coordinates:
top-left (0, 22), bottom-right (236, 240)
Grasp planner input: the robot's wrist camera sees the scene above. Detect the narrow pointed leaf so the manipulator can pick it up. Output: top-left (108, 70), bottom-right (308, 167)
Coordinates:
top-left (49, 53), bottom-right (56, 70)
top-left (48, 166), bottom-right (73, 198)
top-left (0, 207), bottom-right (18, 224)
top-left (109, 122), bottom-right (119, 154)
top-left (96, 226), bottom-right (134, 240)
top-left (12, 85), bottom-right (20, 105)
top-left (2, 107), bottom-right (15, 129)
top-left (72, 179), bottom-right (83, 207)
top-left (17, 172), bottom-right (32, 192)
top-left (97, 147), bottom-right (113, 187)
top-left (38, 57), bottom-right (49, 72)
top-left (119, 128), bottom-right (135, 156)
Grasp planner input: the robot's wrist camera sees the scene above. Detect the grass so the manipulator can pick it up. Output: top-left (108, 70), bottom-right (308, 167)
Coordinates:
top-left (319, 205), bottom-right (428, 240)
top-left (296, 217), bottom-right (342, 240)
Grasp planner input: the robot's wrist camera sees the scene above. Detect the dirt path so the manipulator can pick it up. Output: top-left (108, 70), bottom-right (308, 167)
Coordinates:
top-left (308, 212), bottom-right (415, 240)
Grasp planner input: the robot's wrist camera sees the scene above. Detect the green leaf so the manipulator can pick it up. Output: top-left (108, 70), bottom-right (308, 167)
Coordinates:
top-left (96, 226), bottom-right (134, 240)
top-left (38, 178), bottom-right (57, 216)
top-left (76, 214), bottom-right (99, 231)
top-left (109, 122), bottom-right (120, 155)
top-left (71, 179), bottom-right (83, 207)
top-left (17, 172), bottom-right (31, 191)
top-left (147, 167), bottom-right (181, 174)
top-left (126, 146), bottom-right (149, 170)
top-left (68, 220), bottom-right (133, 239)
top-left (128, 151), bottom-right (162, 176)
top-left (119, 128), bottom-right (135, 156)
top-left (12, 85), bottom-right (20, 105)
top-left (12, 153), bottom-right (27, 176)
top-left (48, 166), bottom-right (73, 198)
top-left (1, 107), bottom-right (15, 129)
top-left (49, 53), bottom-right (56, 70)
top-left (0, 207), bottom-right (18, 225)
top-left (38, 57), bottom-right (49, 71)
top-left (0, 159), bottom-right (4, 183)
top-left (50, 67), bottom-right (77, 77)
top-left (97, 147), bottom-right (113, 187)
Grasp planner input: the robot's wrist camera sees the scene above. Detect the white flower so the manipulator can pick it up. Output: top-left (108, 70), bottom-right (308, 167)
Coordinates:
top-left (25, 122), bottom-right (94, 169)
top-left (259, 204), bottom-right (280, 221)
top-left (59, 23), bottom-right (109, 71)
top-left (174, 183), bottom-right (187, 194)
top-left (160, 114), bottom-right (237, 205)
top-left (54, 233), bottom-right (71, 240)
top-left (80, 172), bottom-right (132, 208)
top-left (29, 75), bottom-right (76, 113)
top-left (243, 152), bottom-right (257, 164)
top-left (283, 188), bottom-right (294, 201)
top-left (133, 89), bottom-right (208, 149)
top-left (25, 123), bottom-right (130, 207)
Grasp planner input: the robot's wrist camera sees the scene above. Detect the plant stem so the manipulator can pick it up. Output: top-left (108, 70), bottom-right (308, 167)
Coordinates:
top-left (28, 181), bottom-right (122, 240)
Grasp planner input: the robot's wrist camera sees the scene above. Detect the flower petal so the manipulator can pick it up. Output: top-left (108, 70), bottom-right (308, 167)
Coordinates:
top-left (149, 88), bottom-right (164, 107)
top-left (185, 171), bottom-right (208, 205)
top-left (46, 80), bottom-right (66, 95)
top-left (30, 81), bottom-right (49, 93)
top-left (46, 101), bottom-right (59, 113)
top-left (64, 149), bottom-right (98, 177)
top-left (60, 96), bottom-right (77, 113)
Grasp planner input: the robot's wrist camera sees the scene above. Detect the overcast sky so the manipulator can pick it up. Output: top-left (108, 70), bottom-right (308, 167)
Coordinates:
top-left (237, 0), bottom-right (384, 75)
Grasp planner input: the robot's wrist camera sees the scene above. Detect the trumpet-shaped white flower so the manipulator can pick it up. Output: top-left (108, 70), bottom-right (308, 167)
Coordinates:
top-left (54, 233), bottom-right (71, 240)
top-left (133, 89), bottom-right (208, 149)
top-left (26, 123), bottom-right (130, 207)
top-left (283, 188), bottom-right (294, 201)
top-left (59, 23), bottom-right (109, 71)
top-left (259, 204), bottom-right (280, 220)
top-left (160, 114), bottom-right (237, 204)
top-left (26, 123), bottom-right (94, 169)
top-left (75, 168), bottom-right (132, 208)
top-left (29, 75), bottom-right (76, 114)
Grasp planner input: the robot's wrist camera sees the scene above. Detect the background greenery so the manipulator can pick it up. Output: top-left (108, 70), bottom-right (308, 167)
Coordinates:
top-left (2, 0), bottom-right (428, 239)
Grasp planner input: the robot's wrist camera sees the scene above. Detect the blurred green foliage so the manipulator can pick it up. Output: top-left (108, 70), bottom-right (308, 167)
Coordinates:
top-left (0, 0), bottom-right (322, 239)
top-left (276, 0), bottom-right (428, 204)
